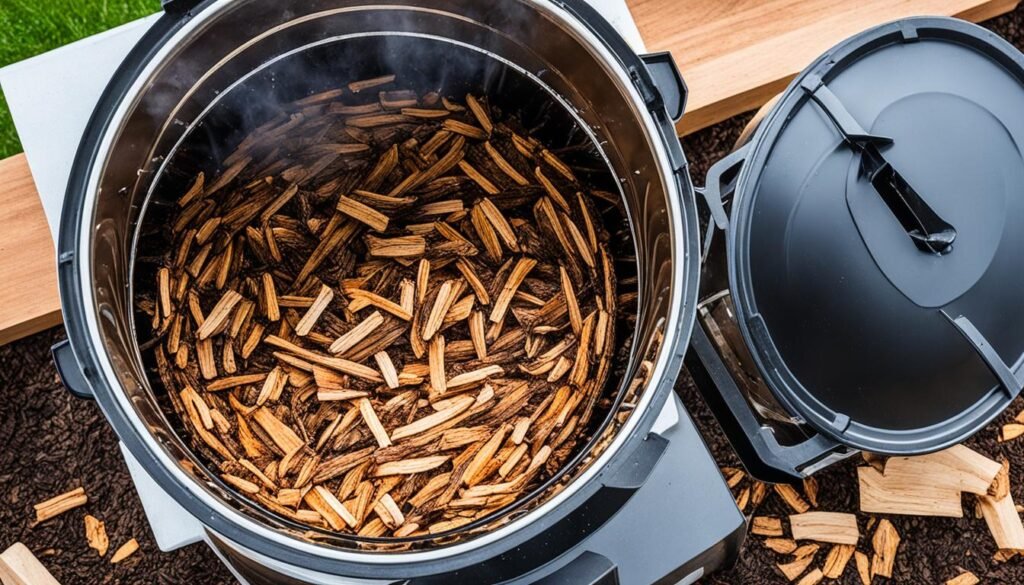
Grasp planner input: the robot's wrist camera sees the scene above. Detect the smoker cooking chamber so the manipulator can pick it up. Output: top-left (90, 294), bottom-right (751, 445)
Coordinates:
top-left (59, 0), bottom-right (698, 572)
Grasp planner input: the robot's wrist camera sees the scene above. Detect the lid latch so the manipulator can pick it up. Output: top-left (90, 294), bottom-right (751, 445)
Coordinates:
top-left (802, 78), bottom-right (957, 255)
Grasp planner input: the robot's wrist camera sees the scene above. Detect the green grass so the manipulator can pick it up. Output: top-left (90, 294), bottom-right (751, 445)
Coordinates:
top-left (0, 0), bottom-right (161, 158)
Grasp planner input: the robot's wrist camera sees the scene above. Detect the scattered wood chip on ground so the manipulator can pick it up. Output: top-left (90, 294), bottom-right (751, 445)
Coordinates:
top-left (84, 514), bottom-right (109, 557)
top-left (790, 512), bottom-right (859, 545)
top-left (33, 487), bottom-right (88, 523)
top-left (870, 518), bottom-right (900, 578)
top-left (110, 539), bottom-right (139, 564)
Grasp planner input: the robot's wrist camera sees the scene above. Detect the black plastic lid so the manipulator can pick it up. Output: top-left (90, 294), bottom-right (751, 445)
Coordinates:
top-left (729, 17), bottom-right (1024, 454)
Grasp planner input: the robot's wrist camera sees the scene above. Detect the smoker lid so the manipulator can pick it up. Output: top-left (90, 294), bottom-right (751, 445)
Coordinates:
top-left (729, 17), bottom-right (1024, 454)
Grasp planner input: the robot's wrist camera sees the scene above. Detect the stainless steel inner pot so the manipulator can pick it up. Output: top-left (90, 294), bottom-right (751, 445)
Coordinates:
top-left (60, 0), bottom-right (696, 573)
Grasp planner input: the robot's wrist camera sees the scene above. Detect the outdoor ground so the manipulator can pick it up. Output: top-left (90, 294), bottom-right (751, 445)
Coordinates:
top-left (2, 2), bottom-right (1024, 584)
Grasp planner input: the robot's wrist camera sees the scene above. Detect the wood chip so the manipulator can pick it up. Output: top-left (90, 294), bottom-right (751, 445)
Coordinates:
top-left (979, 490), bottom-right (1024, 551)
top-left (868, 518), bottom-right (899, 578)
top-left (110, 539), bottom-right (139, 564)
top-left (752, 516), bottom-right (784, 537)
top-left (84, 515), bottom-right (109, 556)
top-left (295, 284), bottom-right (334, 336)
top-left (858, 465), bottom-right (964, 517)
top-left (790, 512), bottom-right (859, 545)
top-left (764, 538), bottom-right (798, 554)
top-left (822, 543), bottom-right (855, 579)
top-left (775, 483), bottom-right (811, 514)
top-left (778, 554), bottom-right (815, 581)
top-left (853, 550), bottom-right (871, 584)
top-left (794, 568), bottom-right (823, 585)
top-left (358, 398), bottom-right (392, 448)
top-left (33, 487), bottom-right (88, 523)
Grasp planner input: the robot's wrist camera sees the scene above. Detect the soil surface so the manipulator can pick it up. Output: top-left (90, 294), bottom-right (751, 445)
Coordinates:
top-left (3, 7), bottom-right (1024, 584)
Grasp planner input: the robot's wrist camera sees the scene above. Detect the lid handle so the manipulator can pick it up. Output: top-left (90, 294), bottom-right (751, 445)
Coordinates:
top-left (804, 80), bottom-right (957, 255)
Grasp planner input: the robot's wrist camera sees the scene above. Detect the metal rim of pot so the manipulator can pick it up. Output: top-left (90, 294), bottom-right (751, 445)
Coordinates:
top-left (54, 0), bottom-right (702, 578)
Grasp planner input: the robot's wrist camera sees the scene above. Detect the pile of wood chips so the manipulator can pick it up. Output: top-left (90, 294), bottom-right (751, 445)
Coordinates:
top-left (138, 73), bottom-right (630, 540)
top-left (726, 441), bottom-right (1023, 584)
top-left (28, 486), bottom-right (138, 566)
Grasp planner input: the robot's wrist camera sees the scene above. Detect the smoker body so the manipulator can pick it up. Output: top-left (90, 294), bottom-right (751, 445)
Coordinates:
top-left (52, 0), bottom-right (744, 583)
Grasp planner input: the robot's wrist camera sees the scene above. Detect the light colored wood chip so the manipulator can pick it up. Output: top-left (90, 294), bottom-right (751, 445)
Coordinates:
top-left (266, 335), bottom-right (382, 381)
top-left (469, 311), bottom-right (487, 360)
top-left (858, 465), bottom-right (964, 517)
top-left (490, 258), bottom-right (537, 324)
top-left (465, 94), bottom-right (493, 134)
top-left (764, 538), bottom-right (798, 554)
top-left (33, 487), bottom-right (88, 523)
top-left (295, 284), bottom-right (334, 336)
top-left (752, 516), bottom-right (784, 537)
top-left (775, 483), bottom-right (811, 514)
top-left (365, 235), bottom-right (426, 258)
top-left (262, 273), bottom-right (280, 321)
top-left (358, 398), bottom-right (392, 447)
top-left (374, 456), bottom-right (450, 477)
top-left (337, 195), bottom-right (389, 232)
top-left (870, 518), bottom-right (900, 578)
top-left (252, 407), bottom-right (305, 453)
top-left (261, 184), bottom-right (299, 224)
top-left (535, 167), bottom-right (570, 211)
top-left (222, 474), bottom-right (261, 494)
top-left (778, 554), bottom-right (815, 581)
top-left (790, 512), bottom-right (859, 545)
top-left (447, 365), bottom-right (504, 390)
top-left (429, 335), bottom-right (447, 394)
top-left (485, 141), bottom-right (529, 185)
top-left (854, 551), bottom-right (871, 585)
top-left (979, 491), bottom-right (1024, 551)
top-left (347, 289), bottom-right (412, 321)
top-left (822, 544), bottom-right (855, 579)
top-left (110, 539), bottom-right (139, 564)
top-left (305, 485), bottom-right (357, 530)
top-left (375, 493), bottom-right (405, 529)
top-left (559, 266), bottom-right (582, 335)
top-left (459, 160), bottom-right (499, 194)
top-left (1001, 423), bottom-right (1024, 442)
top-left (478, 198), bottom-right (518, 250)
top-left (84, 515), bottom-right (109, 557)
top-left (391, 395), bottom-right (475, 441)
top-left (803, 477), bottom-right (819, 508)
top-left (374, 351), bottom-right (400, 389)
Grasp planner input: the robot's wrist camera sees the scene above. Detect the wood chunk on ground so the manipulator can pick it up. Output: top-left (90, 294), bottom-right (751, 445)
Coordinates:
top-left (978, 491), bottom-right (1024, 551)
top-left (778, 553), bottom-right (815, 581)
top-left (821, 543), bottom-right (855, 579)
top-left (854, 550), bottom-right (871, 585)
top-left (110, 538), bottom-right (139, 564)
top-left (764, 538), bottom-right (797, 554)
top-left (0, 542), bottom-right (61, 585)
top-left (775, 483), bottom-right (811, 514)
top-left (790, 512), bottom-right (859, 545)
top-left (1000, 423), bottom-right (1024, 442)
top-left (858, 465), bottom-right (964, 517)
top-left (33, 487), bottom-right (88, 523)
top-left (84, 514), bottom-right (109, 556)
top-left (870, 518), bottom-right (900, 578)
top-left (752, 516), bottom-right (784, 537)
top-left (883, 445), bottom-right (1002, 495)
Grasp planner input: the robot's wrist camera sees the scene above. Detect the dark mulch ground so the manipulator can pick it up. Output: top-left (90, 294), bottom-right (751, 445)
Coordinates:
top-left (4, 7), bottom-right (1024, 584)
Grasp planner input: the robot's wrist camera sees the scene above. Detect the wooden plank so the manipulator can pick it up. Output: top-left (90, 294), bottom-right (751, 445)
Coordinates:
top-left (628, 0), bottom-right (1020, 135)
top-left (0, 542), bottom-right (62, 585)
top-left (0, 154), bottom-right (60, 345)
top-left (0, 0), bottom-right (1018, 346)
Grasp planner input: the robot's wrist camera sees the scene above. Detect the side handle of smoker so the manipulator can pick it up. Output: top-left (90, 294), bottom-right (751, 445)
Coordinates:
top-left (691, 151), bottom-right (851, 484)
top-left (51, 339), bottom-right (94, 400)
